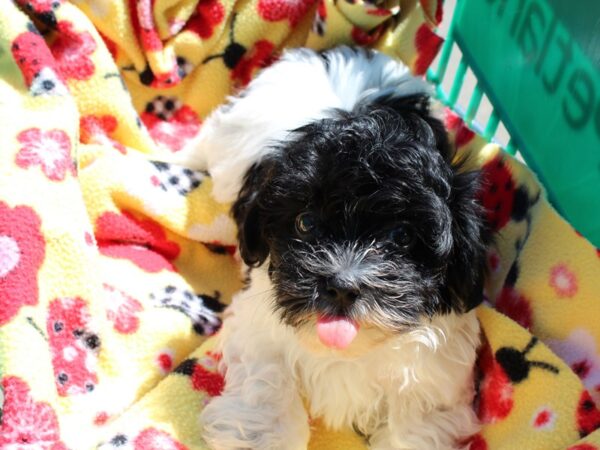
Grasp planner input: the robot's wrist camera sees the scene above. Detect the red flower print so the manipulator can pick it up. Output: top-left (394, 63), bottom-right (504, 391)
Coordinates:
top-left (495, 286), bottom-right (533, 330)
top-left (186, 0), bottom-right (226, 39)
top-left (0, 202), bottom-right (45, 326)
top-left (468, 433), bottom-right (488, 450)
top-left (351, 25), bottom-right (384, 46)
top-left (479, 156), bottom-right (515, 231)
top-left (576, 390), bottom-right (600, 437)
top-left (50, 21), bottom-right (97, 81)
top-left (257, 0), bottom-right (316, 26)
top-left (96, 211), bottom-right (181, 272)
top-left (16, 128), bottom-right (74, 181)
top-left (156, 349), bottom-right (174, 374)
top-left (47, 297), bottom-right (99, 396)
top-left (568, 445), bottom-right (598, 450)
top-left (133, 428), bottom-right (189, 450)
top-left (191, 362), bottom-right (225, 397)
top-left (549, 263), bottom-right (578, 298)
top-left (0, 376), bottom-right (67, 449)
top-left (141, 104), bottom-right (201, 152)
top-left (477, 343), bottom-right (514, 423)
top-left (444, 109), bottom-right (475, 148)
top-left (103, 284), bottom-right (143, 334)
top-left (531, 406), bottom-right (556, 430)
top-left (80, 114), bottom-right (126, 154)
top-left (230, 40), bottom-right (277, 88)
top-left (414, 24), bottom-right (443, 75)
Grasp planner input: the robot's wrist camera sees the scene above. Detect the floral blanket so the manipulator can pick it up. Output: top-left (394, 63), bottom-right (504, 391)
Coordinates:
top-left (0, 1), bottom-right (599, 449)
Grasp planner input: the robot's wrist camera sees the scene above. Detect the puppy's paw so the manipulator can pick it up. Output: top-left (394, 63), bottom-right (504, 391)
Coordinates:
top-left (200, 392), bottom-right (310, 450)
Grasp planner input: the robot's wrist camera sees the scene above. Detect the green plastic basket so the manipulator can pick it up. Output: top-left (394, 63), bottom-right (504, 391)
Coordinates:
top-left (427, 0), bottom-right (600, 247)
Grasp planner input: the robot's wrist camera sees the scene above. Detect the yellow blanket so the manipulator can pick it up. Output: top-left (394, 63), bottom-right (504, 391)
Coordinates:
top-left (0, 1), bottom-right (599, 449)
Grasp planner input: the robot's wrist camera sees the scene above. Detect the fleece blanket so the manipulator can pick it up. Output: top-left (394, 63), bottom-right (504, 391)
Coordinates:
top-left (0, 0), bottom-right (599, 449)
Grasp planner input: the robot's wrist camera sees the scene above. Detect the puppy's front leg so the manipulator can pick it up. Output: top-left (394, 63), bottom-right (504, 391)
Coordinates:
top-left (200, 359), bottom-right (310, 450)
top-left (368, 399), bottom-right (479, 450)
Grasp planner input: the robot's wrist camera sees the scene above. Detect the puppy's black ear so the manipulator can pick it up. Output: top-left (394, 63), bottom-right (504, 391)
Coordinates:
top-left (443, 166), bottom-right (489, 311)
top-left (375, 93), bottom-right (487, 311)
top-left (373, 93), bottom-right (452, 160)
top-left (231, 159), bottom-right (273, 267)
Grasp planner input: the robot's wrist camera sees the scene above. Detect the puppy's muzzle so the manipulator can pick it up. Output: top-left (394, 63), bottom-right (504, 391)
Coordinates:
top-left (318, 277), bottom-right (360, 308)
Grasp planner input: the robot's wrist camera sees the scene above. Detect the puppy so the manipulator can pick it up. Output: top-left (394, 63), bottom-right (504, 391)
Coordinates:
top-left (179, 47), bottom-right (488, 450)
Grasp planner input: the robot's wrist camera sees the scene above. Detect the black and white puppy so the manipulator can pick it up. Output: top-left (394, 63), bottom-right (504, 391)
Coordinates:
top-left (178, 47), bottom-right (488, 450)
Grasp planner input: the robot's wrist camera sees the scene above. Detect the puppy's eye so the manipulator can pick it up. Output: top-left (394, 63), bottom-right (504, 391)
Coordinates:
top-left (295, 213), bottom-right (316, 237)
top-left (389, 224), bottom-right (415, 250)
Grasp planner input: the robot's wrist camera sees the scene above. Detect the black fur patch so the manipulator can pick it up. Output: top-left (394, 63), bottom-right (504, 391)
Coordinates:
top-left (232, 93), bottom-right (490, 330)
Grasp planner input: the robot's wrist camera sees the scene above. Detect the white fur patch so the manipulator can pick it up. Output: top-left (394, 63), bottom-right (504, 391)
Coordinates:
top-left (201, 268), bottom-right (481, 449)
top-left (174, 48), bottom-right (429, 203)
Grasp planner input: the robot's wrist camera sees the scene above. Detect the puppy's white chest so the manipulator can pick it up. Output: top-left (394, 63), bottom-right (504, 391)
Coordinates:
top-left (293, 344), bottom-right (392, 433)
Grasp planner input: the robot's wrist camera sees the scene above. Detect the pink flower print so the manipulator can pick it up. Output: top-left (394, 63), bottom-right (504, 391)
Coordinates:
top-left (257, 0), bottom-right (316, 27)
top-left (103, 284), bottom-right (143, 334)
top-left (0, 376), bottom-right (67, 449)
top-left (50, 21), bottom-right (97, 81)
top-left (80, 114), bottom-right (126, 154)
top-left (549, 263), bottom-right (578, 298)
top-left (0, 202), bottom-right (45, 326)
top-left (133, 428), bottom-right (189, 450)
top-left (15, 128), bottom-right (74, 181)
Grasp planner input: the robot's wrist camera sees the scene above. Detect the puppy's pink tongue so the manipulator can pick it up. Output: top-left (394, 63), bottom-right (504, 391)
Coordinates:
top-left (316, 316), bottom-right (359, 349)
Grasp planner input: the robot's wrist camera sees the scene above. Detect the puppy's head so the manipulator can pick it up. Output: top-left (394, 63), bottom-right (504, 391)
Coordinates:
top-left (233, 94), bottom-right (488, 352)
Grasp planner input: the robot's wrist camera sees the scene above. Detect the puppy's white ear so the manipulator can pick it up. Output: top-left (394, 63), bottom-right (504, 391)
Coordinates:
top-left (174, 47), bottom-right (432, 204)
top-left (176, 49), bottom-right (342, 204)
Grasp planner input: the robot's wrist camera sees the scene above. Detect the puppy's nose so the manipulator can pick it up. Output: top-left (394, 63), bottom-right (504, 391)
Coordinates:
top-left (321, 278), bottom-right (360, 305)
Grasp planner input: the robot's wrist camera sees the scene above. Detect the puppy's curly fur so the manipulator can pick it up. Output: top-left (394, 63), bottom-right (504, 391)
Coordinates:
top-left (178, 47), bottom-right (488, 450)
